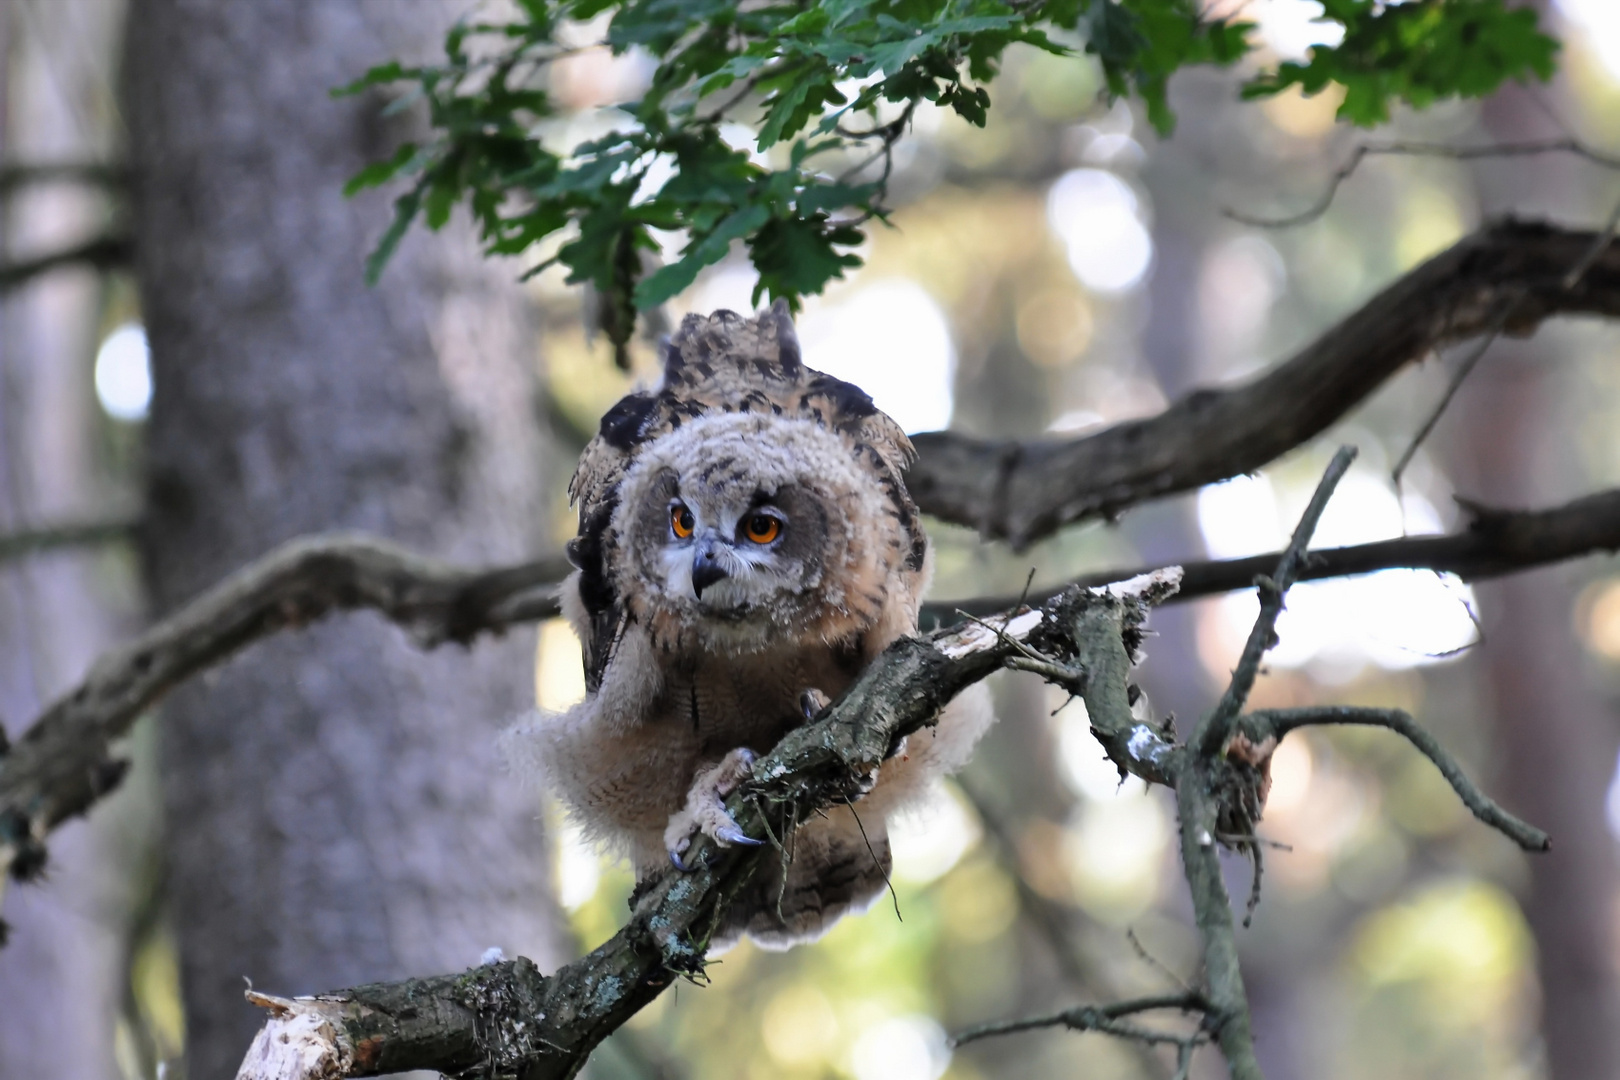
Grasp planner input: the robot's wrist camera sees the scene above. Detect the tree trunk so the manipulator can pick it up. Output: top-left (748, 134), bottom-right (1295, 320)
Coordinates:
top-left (123, 2), bottom-right (565, 1074)
top-left (1449, 69), bottom-right (1620, 1078)
top-left (0, 3), bottom-right (140, 1078)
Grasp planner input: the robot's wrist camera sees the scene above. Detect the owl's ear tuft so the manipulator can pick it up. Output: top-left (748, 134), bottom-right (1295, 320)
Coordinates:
top-left (770, 297), bottom-right (802, 377)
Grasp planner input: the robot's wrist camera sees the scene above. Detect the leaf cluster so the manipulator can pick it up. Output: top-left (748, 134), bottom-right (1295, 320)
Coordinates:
top-left (1244, 0), bottom-right (1558, 126)
top-left (337, 0), bottom-right (1556, 359)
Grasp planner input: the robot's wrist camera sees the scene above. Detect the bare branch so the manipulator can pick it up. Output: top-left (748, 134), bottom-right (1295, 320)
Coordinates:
top-left (1226, 139), bottom-right (1620, 229)
top-left (0, 234), bottom-right (132, 292)
top-left (1193, 446), bottom-right (1356, 758)
top-left (1240, 706), bottom-right (1550, 851)
top-left (951, 991), bottom-right (1210, 1048)
top-left (0, 517), bottom-right (136, 563)
top-left (0, 533), bottom-right (569, 883)
top-left (907, 220), bottom-right (1620, 546)
top-left (936, 484), bottom-right (1620, 622)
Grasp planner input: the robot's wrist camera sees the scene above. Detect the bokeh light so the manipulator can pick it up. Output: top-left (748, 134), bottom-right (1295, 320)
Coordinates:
top-left (799, 279), bottom-right (956, 434)
top-left (94, 322), bottom-right (153, 422)
top-left (1254, 0), bottom-right (1348, 61)
top-left (1196, 469), bottom-right (1479, 673)
top-left (850, 1014), bottom-right (950, 1080)
top-left (1046, 168), bottom-right (1154, 294)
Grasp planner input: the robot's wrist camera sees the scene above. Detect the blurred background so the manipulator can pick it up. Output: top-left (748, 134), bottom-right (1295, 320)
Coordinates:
top-left (2, 1), bottom-right (1620, 1078)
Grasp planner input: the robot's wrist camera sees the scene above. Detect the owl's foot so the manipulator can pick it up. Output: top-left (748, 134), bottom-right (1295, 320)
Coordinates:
top-left (666, 747), bottom-right (763, 869)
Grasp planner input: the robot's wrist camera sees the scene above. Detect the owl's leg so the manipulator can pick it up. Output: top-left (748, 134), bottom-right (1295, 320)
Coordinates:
top-left (665, 747), bottom-right (763, 868)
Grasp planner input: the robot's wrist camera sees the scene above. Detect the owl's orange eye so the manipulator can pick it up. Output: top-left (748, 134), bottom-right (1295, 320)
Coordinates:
top-left (670, 504), bottom-right (695, 539)
top-left (743, 513), bottom-right (781, 544)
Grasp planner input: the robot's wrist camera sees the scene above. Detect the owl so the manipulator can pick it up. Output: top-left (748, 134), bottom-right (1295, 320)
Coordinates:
top-left (510, 301), bottom-right (993, 949)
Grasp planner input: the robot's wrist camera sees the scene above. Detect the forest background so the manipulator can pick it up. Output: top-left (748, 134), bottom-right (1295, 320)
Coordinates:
top-left (4, 1), bottom-right (1620, 1079)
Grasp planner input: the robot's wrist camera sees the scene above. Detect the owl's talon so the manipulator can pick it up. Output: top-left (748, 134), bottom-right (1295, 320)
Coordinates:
top-left (715, 824), bottom-right (763, 847)
top-left (664, 747), bottom-right (759, 862)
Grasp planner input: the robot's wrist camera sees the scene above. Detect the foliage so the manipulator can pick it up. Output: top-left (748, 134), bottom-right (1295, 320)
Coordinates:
top-left (337, 0), bottom-right (1557, 365)
top-left (1243, 0), bottom-right (1558, 125)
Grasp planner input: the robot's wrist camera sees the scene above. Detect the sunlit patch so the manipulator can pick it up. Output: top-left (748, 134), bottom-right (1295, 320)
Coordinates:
top-left (1348, 880), bottom-right (1532, 1029)
top-left (94, 322), bottom-right (152, 422)
top-left (1579, 578), bottom-right (1620, 660)
top-left (849, 1015), bottom-right (950, 1080)
top-left (1063, 790), bottom-right (1172, 923)
top-left (799, 279), bottom-right (956, 434)
top-left (1056, 702), bottom-right (1144, 802)
top-left (1195, 469), bottom-right (1477, 673)
top-left (1559, 0), bottom-right (1620, 82)
top-left (1265, 734), bottom-right (1314, 816)
top-left (762, 985), bottom-right (840, 1066)
top-left (1046, 168), bottom-right (1153, 294)
top-left (535, 619), bottom-right (586, 711)
top-left (553, 813), bottom-right (602, 911)
top-left (1254, 0), bottom-right (1347, 62)
top-left (938, 859), bottom-right (1017, 944)
top-left (890, 782), bottom-right (981, 884)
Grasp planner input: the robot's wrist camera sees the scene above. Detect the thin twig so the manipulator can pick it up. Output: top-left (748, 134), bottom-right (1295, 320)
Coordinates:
top-left (1242, 706), bottom-right (1550, 850)
top-left (1194, 446), bottom-right (1357, 758)
top-left (952, 991), bottom-right (1210, 1047)
top-left (1393, 193), bottom-right (1620, 489)
top-left (1227, 138), bottom-right (1620, 228)
top-left (0, 234), bottom-right (132, 292)
top-left (0, 517), bottom-right (137, 563)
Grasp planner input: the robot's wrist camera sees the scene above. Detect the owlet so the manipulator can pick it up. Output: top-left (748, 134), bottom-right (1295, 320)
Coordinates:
top-left (510, 301), bottom-right (993, 949)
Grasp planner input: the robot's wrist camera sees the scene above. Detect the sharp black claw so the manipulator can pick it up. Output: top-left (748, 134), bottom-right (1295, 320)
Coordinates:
top-left (715, 826), bottom-right (763, 846)
top-left (670, 848), bottom-right (689, 871)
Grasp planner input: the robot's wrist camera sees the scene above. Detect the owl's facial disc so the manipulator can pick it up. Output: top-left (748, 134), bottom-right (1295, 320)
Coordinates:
top-left (664, 497), bottom-right (791, 610)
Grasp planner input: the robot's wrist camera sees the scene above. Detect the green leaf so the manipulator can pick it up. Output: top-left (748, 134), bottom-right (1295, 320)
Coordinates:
top-left (331, 59), bottom-right (408, 98)
top-left (636, 203), bottom-right (771, 306)
top-left (363, 179), bottom-right (426, 285)
top-left (342, 142), bottom-right (419, 196)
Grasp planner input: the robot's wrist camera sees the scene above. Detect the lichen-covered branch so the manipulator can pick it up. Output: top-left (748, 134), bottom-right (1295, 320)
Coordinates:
top-left (952, 449), bottom-right (1550, 1080)
top-left (907, 219), bottom-right (1620, 546)
top-left (232, 571), bottom-right (1185, 1080)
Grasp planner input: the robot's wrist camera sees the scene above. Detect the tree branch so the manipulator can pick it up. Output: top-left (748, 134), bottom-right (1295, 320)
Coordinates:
top-left (906, 219), bottom-right (1620, 546)
top-left (951, 991), bottom-right (1211, 1048)
top-left (0, 533), bottom-right (569, 883)
top-left (233, 571), bottom-right (1185, 1080)
top-left (0, 234), bottom-right (132, 292)
top-left (1238, 706), bottom-right (1549, 851)
top-left (0, 517), bottom-right (137, 563)
top-left (0, 162), bottom-right (127, 196)
top-left (936, 485), bottom-right (1620, 621)
top-left (1225, 139), bottom-right (1620, 229)
top-left (6, 478), bottom-right (1615, 884)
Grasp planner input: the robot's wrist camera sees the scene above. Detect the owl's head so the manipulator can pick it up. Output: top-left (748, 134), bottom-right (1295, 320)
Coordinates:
top-left (569, 303), bottom-right (929, 662)
top-left (614, 411), bottom-right (893, 648)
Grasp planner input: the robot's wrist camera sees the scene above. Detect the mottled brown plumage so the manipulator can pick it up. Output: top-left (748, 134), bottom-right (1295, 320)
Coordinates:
top-left (509, 301), bottom-right (992, 949)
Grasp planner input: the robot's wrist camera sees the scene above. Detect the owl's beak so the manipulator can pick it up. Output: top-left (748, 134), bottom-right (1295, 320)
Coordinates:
top-left (691, 535), bottom-right (730, 599)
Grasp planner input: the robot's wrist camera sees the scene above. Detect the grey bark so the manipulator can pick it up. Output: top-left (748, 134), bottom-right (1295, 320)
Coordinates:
top-left (123, 2), bottom-right (565, 1075)
top-left (0, 2), bottom-right (138, 1078)
top-left (1449, 70), bottom-right (1620, 1078)
top-left (1456, 360), bottom-right (1620, 1077)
